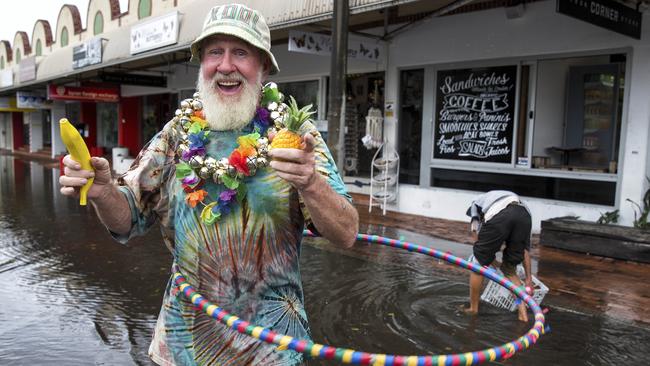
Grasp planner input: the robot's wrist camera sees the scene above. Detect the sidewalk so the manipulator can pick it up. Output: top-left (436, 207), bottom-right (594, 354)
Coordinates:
top-left (351, 193), bottom-right (650, 325)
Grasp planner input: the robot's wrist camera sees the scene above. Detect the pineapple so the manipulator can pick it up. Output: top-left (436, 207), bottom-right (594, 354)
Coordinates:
top-left (270, 96), bottom-right (315, 149)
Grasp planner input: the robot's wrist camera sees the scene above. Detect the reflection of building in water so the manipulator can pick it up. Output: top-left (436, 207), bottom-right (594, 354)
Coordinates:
top-left (0, 155), bottom-right (15, 198)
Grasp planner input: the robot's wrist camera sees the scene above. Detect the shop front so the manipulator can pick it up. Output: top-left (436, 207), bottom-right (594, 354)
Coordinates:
top-left (379, 0), bottom-right (649, 230)
top-left (47, 84), bottom-right (120, 159)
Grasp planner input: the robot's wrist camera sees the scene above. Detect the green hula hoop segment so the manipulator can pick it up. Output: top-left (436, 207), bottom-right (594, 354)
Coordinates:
top-left (172, 231), bottom-right (548, 365)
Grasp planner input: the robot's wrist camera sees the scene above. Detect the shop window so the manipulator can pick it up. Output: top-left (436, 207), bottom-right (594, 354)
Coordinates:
top-left (138, 0), bottom-right (152, 19)
top-left (35, 39), bottom-right (42, 56)
top-left (531, 54), bottom-right (625, 174)
top-left (94, 11), bottom-right (104, 35)
top-left (277, 80), bottom-right (319, 118)
top-left (431, 168), bottom-right (615, 206)
top-left (60, 27), bottom-right (69, 47)
top-left (15, 49), bottom-right (21, 63)
top-left (398, 69), bottom-right (423, 184)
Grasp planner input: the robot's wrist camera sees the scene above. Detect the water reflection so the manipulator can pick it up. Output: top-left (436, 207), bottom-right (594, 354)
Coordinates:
top-left (0, 155), bottom-right (648, 365)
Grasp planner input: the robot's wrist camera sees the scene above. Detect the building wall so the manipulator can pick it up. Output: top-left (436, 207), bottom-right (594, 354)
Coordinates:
top-left (380, 1), bottom-right (650, 230)
top-left (54, 5), bottom-right (83, 50)
top-left (31, 20), bottom-right (53, 57)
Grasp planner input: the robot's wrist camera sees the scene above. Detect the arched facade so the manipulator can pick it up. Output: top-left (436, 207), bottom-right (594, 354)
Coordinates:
top-left (31, 20), bottom-right (53, 57)
top-left (87, 0), bottom-right (122, 35)
top-left (12, 32), bottom-right (31, 62)
top-left (54, 5), bottom-right (83, 49)
top-left (0, 41), bottom-right (11, 69)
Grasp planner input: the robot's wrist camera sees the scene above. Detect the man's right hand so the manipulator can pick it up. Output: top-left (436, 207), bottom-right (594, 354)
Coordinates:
top-left (59, 156), bottom-right (113, 201)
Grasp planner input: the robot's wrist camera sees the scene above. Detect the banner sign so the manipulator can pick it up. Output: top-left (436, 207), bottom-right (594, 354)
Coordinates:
top-left (17, 91), bottom-right (52, 109)
top-left (434, 65), bottom-right (517, 163)
top-left (288, 30), bottom-right (383, 63)
top-left (556, 0), bottom-right (642, 39)
top-left (73, 37), bottom-right (103, 69)
top-left (19, 57), bottom-right (36, 83)
top-left (0, 97), bottom-right (35, 112)
top-left (0, 69), bottom-right (12, 88)
top-left (48, 84), bottom-right (119, 102)
top-left (100, 72), bottom-right (167, 87)
top-left (130, 11), bottom-right (179, 54)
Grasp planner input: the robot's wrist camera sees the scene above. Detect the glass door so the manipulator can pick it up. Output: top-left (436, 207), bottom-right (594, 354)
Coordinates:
top-left (398, 69), bottom-right (423, 184)
top-left (97, 102), bottom-right (119, 149)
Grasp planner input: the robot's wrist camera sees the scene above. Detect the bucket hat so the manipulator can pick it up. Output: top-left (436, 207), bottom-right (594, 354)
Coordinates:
top-left (190, 3), bottom-right (279, 75)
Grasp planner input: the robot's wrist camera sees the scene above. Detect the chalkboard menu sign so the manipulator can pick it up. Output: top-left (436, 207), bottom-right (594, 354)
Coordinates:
top-left (434, 65), bottom-right (517, 163)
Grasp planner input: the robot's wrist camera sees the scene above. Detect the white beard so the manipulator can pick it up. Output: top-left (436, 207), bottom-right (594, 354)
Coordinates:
top-left (196, 69), bottom-right (262, 131)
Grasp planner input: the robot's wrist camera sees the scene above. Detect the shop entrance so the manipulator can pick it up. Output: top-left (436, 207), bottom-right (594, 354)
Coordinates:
top-left (344, 72), bottom-right (384, 178)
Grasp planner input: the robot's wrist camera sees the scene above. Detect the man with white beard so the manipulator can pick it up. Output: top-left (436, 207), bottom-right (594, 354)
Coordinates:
top-left (59, 3), bottom-right (358, 365)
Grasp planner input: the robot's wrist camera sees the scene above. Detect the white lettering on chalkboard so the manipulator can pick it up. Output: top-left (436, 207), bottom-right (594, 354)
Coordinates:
top-left (434, 66), bottom-right (517, 162)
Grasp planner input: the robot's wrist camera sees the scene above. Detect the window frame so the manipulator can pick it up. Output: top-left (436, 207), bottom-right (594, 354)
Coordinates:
top-left (93, 11), bottom-right (104, 35)
top-left (60, 26), bottom-right (69, 47)
top-left (138, 0), bottom-right (152, 19)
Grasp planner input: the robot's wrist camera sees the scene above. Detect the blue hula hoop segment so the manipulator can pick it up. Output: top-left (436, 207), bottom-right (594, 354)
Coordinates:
top-left (172, 230), bottom-right (548, 365)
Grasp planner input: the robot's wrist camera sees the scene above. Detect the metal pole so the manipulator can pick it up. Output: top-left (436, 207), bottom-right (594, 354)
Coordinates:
top-left (327, 0), bottom-right (348, 169)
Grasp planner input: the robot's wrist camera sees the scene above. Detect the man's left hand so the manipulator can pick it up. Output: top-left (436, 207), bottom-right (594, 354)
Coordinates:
top-left (268, 132), bottom-right (318, 191)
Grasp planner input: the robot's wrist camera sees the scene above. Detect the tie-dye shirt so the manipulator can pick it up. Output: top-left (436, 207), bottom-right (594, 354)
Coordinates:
top-left (113, 118), bottom-right (349, 366)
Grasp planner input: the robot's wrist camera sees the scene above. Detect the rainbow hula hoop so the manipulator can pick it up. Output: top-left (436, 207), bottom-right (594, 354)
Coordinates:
top-left (172, 231), bottom-right (548, 365)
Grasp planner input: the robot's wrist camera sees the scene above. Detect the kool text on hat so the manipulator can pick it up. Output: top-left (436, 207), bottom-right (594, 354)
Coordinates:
top-left (190, 3), bottom-right (280, 75)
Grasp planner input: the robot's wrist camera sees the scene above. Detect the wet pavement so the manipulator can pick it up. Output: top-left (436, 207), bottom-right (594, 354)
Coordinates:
top-left (0, 154), bottom-right (649, 365)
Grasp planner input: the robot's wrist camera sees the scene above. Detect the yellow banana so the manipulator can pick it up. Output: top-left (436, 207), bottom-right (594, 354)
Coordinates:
top-left (59, 118), bottom-right (94, 206)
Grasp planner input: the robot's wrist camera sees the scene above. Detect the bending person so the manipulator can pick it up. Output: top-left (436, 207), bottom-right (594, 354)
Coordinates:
top-left (464, 190), bottom-right (532, 322)
top-left (59, 3), bottom-right (358, 365)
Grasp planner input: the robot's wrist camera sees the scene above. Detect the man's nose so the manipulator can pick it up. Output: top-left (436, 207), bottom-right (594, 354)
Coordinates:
top-left (217, 52), bottom-right (236, 74)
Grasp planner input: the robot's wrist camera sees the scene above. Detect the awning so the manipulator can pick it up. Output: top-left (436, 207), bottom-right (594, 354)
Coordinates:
top-left (0, 0), bottom-right (429, 93)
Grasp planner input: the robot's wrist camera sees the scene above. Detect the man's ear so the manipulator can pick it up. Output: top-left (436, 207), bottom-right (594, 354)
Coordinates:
top-left (262, 55), bottom-right (272, 80)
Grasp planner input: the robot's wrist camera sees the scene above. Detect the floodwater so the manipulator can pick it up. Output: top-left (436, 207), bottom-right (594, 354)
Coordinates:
top-left (0, 154), bottom-right (648, 365)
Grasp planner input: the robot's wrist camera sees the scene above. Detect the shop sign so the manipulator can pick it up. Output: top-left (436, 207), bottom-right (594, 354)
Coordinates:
top-left (73, 37), bottom-right (103, 69)
top-left (556, 0), bottom-right (642, 39)
top-left (0, 97), bottom-right (35, 112)
top-left (288, 30), bottom-right (383, 63)
top-left (19, 57), bottom-right (36, 83)
top-left (130, 11), bottom-right (179, 55)
top-left (0, 69), bottom-right (12, 88)
top-left (434, 65), bottom-right (517, 163)
top-left (17, 91), bottom-right (52, 109)
top-left (47, 84), bottom-right (119, 102)
top-left (100, 72), bottom-right (166, 87)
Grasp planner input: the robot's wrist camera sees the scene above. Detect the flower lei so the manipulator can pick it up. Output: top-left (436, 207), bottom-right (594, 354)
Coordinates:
top-left (173, 82), bottom-right (289, 224)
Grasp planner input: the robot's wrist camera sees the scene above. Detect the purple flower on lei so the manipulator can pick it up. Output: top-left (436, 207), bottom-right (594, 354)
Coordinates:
top-left (219, 189), bottom-right (237, 202)
top-left (211, 189), bottom-right (237, 216)
top-left (182, 174), bottom-right (199, 185)
top-left (182, 146), bottom-right (206, 161)
top-left (253, 107), bottom-right (270, 133)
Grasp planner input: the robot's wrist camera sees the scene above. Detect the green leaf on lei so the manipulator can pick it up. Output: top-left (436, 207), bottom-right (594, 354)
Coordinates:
top-left (221, 174), bottom-right (239, 190)
top-left (175, 162), bottom-right (192, 178)
top-left (201, 202), bottom-right (219, 225)
top-left (262, 85), bottom-right (280, 105)
top-left (236, 183), bottom-right (247, 204)
top-left (189, 121), bottom-right (203, 134)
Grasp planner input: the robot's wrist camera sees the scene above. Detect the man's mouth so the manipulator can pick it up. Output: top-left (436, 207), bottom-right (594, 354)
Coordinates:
top-left (216, 80), bottom-right (243, 95)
